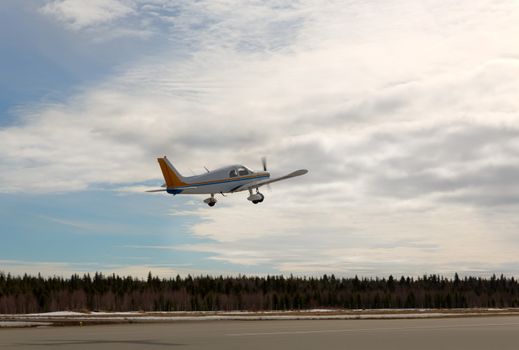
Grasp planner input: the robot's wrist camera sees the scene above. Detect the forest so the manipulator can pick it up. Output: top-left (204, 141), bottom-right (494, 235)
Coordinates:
top-left (1, 272), bottom-right (518, 313)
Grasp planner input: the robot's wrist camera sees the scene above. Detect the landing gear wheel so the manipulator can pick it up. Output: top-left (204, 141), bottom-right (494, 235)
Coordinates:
top-left (204, 194), bottom-right (217, 207)
top-left (247, 189), bottom-right (265, 204)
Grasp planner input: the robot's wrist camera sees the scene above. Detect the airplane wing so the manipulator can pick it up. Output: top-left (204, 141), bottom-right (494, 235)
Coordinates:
top-left (231, 169), bottom-right (308, 192)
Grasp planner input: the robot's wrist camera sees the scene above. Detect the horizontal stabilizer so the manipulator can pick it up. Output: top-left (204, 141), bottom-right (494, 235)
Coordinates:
top-left (145, 188), bottom-right (167, 192)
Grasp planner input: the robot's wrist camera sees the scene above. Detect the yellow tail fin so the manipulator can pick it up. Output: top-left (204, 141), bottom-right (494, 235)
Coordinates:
top-left (157, 157), bottom-right (187, 188)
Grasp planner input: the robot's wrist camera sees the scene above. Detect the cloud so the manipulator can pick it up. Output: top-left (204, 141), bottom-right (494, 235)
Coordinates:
top-left (3, 0), bottom-right (519, 275)
top-left (40, 0), bottom-right (136, 30)
top-left (172, 196), bottom-right (519, 276)
top-left (364, 124), bottom-right (519, 204)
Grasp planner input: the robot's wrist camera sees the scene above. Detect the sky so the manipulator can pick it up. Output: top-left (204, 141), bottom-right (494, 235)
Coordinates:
top-left (1, 0), bottom-right (519, 278)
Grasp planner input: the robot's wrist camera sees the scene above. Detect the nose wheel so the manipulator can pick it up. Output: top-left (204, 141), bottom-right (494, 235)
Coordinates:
top-left (247, 189), bottom-right (265, 204)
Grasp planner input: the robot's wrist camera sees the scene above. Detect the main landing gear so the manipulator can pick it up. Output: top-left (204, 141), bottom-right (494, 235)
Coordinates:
top-left (247, 188), bottom-right (264, 204)
top-left (203, 194), bottom-right (217, 207)
top-left (204, 190), bottom-right (265, 207)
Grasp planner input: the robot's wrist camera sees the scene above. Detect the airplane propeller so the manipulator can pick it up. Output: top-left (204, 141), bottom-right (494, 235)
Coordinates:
top-left (261, 157), bottom-right (267, 171)
top-left (261, 157), bottom-right (271, 190)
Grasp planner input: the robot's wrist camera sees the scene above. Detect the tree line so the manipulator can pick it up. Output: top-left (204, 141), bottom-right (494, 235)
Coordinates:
top-left (1, 272), bottom-right (518, 313)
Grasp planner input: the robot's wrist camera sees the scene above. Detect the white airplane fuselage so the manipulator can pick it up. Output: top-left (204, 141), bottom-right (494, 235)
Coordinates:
top-left (167, 164), bottom-right (270, 195)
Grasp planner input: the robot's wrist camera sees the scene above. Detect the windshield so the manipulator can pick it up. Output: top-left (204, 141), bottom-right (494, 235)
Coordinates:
top-left (237, 167), bottom-right (250, 176)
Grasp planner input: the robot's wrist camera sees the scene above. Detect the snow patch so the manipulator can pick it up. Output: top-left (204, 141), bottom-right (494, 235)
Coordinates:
top-left (0, 321), bottom-right (51, 328)
top-left (25, 311), bottom-right (86, 316)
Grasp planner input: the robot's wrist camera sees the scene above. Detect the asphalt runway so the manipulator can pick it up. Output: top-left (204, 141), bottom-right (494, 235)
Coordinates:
top-left (1, 316), bottom-right (519, 350)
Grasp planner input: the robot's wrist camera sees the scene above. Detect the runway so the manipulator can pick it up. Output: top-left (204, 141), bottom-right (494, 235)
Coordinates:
top-left (1, 316), bottom-right (519, 349)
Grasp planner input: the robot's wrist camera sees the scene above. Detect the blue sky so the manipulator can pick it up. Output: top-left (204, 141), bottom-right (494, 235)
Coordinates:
top-left (2, 0), bottom-right (519, 278)
top-left (0, 190), bottom-right (271, 276)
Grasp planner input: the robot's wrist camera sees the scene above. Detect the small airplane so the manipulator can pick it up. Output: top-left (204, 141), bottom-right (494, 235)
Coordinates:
top-left (147, 156), bottom-right (308, 206)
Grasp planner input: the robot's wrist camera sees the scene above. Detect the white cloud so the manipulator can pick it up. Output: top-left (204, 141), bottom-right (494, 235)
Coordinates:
top-left (41, 0), bottom-right (136, 30)
top-left (4, 0), bottom-right (519, 275)
top-left (169, 192), bottom-right (519, 276)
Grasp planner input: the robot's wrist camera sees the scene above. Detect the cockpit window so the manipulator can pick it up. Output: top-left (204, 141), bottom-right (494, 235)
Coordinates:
top-left (229, 169), bottom-right (238, 177)
top-left (237, 167), bottom-right (249, 176)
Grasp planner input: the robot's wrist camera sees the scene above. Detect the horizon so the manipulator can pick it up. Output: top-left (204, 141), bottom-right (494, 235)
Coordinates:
top-left (1, 270), bottom-right (516, 280)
